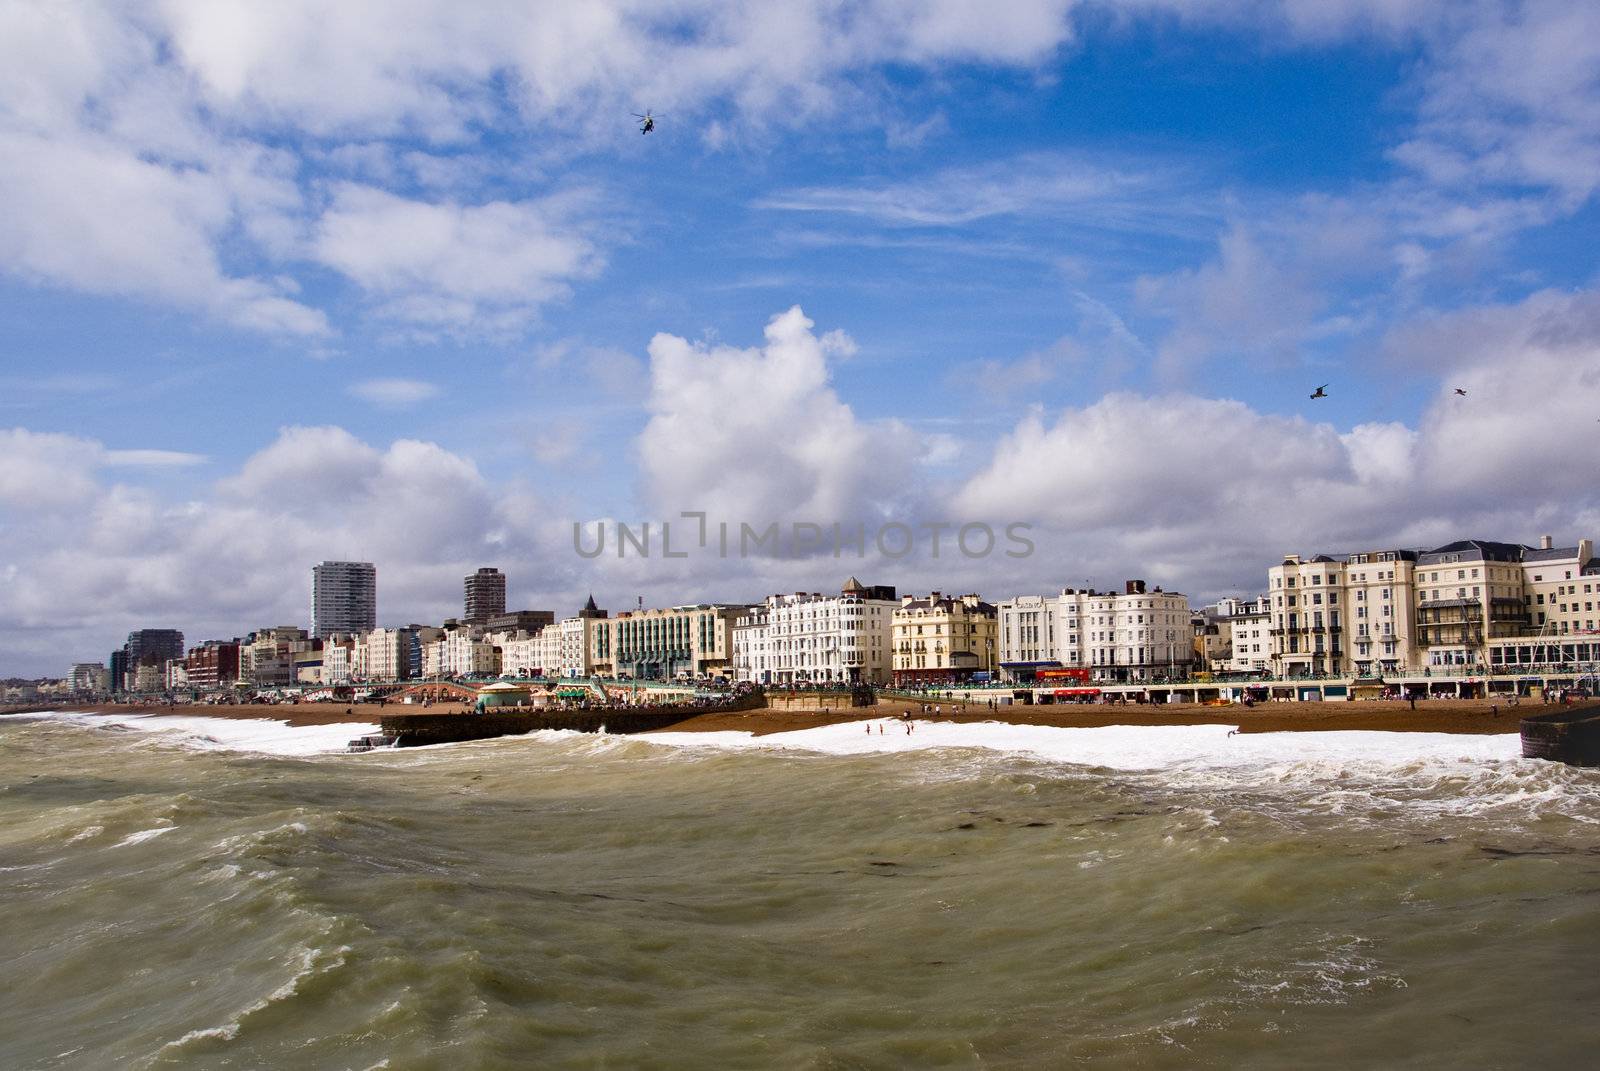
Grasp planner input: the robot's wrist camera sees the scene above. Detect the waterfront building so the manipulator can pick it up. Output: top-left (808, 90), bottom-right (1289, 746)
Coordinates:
top-left (559, 597), bottom-right (607, 677)
top-left (1517, 537), bottom-right (1596, 638)
top-left (593, 604), bottom-right (749, 679)
top-left (1270, 550), bottom-right (1427, 678)
top-left (120, 629), bottom-right (184, 689)
top-left (536, 622), bottom-right (565, 675)
top-left (322, 639), bottom-right (354, 685)
top-left (997, 594), bottom-right (1060, 682)
top-left (438, 626), bottom-right (499, 677)
top-left (164, 658), bottom-right (189, 691)
top-left (185, 641), bottom-right (242, 690)
top-left (1267, 535), bottom-right (1596, 676)
top-left (498, 633), bottom-right (540, 677)
top-left (108, 649), bottom-right (129, 694)
top-left (312, 561), bottom-right (376, 638)
top-left (421, 637), bottom-right (445, 678)
top-left (464, 567), bottom-right (507, 626)
top-left (1414, 541), bottom-right (1531, 669)
top-left (736, 579), bottom-right (897, 686)
top-left (486, 609), bottom-right (556, 633)
top-left (998, 583), bottom-right (1193, 683)
top-left (68, 662), bottom-right (109, 694)
top-left (356, 627), bottom-right (425, 681)
top-left (1221, 598), bottom-right (1271, 673)
top-left (732, 605), bottom-right (770, 683)
top-left (132, 661), bottom-right (163, 693)
top-left (892, 592), bottom-right (998, 686)
top-left (244, 626), bottom-right (314, 687)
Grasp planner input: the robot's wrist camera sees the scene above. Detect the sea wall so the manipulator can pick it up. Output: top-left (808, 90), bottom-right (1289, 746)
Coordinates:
top-left (380, 693), bottom-right (765, 747)
top-left (1520, 703), bottom-right (1600, 766)
top-left (764, 688), bottom-right (876, 713)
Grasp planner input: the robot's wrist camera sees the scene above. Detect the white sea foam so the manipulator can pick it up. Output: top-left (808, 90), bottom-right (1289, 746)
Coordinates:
top-left (3, 711), bottom-right (376, 756)
top-left (637, 720), bottom-right (1594, 818)
top-left (114, 827), bottom-right (173, 848)
top-left (641, 719), bottom-right (1522, 771)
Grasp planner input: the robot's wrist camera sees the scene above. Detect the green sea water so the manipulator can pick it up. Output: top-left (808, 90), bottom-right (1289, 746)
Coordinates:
top-left (2, 713), bottom-right (1599, 1069)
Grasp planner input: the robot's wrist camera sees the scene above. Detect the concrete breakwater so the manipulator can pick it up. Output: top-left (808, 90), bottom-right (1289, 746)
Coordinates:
top-left (1520, 703), bottom-right (1600, 765)
top-left (378, 694), bottom-right (764, 747)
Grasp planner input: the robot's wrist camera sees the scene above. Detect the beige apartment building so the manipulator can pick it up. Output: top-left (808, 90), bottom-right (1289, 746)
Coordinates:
top-left (1269, 536), bottom-right (1597, 677)
top-left (892, 592), bottom-right (998, 685)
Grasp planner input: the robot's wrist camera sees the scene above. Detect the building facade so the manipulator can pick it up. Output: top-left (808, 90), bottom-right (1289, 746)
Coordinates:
top-left (464, 567), bottom-right (507, 626)
top-left (892, 592), bottom-right (998, 685)
top-left (733, 579), bottom-right (897, 685)
top-left (998, 583), bottom-right (1194, 683)
top-left (186, 641), bottom-right (242, 690)
top-left (1267, 536), bottom-right (1597, 676)
top-left (593, 604), bottom-right (748, 679)
top-left (312, 561), bottom-right (376, 638)
top-left (68, 662), bottom-right (110, 694)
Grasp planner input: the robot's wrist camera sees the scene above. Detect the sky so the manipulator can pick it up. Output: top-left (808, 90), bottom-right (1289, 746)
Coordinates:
top-left (3, 0), bottom-right (1600, 676)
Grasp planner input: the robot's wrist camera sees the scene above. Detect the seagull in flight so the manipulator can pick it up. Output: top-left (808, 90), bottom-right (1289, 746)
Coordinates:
top-left (1309, 384), bottom-right (1328, 400)
top-left (1453, 387), bottom-right (1468, 396)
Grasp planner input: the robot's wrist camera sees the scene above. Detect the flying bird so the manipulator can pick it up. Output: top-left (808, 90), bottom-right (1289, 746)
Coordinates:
top-left (1453, 387), bottom-right (1468, 396)
top-left (1310, 384), bottom-right (1328, 399)
top-left (632, 111), bottom-right (659, 134)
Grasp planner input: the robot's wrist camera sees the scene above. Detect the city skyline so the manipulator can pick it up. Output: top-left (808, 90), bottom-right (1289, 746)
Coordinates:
top-left (26, 528), bottom-right (1600, 686)
top-left (4, 3), bottom-right (1600, 676)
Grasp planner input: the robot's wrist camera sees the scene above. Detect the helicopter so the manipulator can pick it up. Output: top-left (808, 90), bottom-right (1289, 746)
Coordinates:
top-left (632, 110), bottom-right (660, 134)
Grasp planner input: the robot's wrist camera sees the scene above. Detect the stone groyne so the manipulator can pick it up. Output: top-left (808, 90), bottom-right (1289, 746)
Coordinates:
top-left (1520, 703), bottom-right (1600, 766)
top-left (378, 694), bottom-right (764, 747)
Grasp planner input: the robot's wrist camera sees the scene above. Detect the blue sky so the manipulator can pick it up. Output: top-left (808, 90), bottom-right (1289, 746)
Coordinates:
top-left (3, 1), bottom-right (1599, 676)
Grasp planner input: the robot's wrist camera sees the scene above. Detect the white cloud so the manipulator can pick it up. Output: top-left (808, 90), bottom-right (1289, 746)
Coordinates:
top-left (312, 183), bottom-right (603, 332)
top-left (760, 152), bottom-right (1180, 227)
top-left (638, 305), bottom-right (921, 525)
top-left (0, 424), bottom-right (576, 675)
top-left (348, 378), bottom-right (442, 408)
top-left (952, 283), bottom-right (1600, 595)
top-left (103, 449), bottom-right (208, 468)
top-left (0, 127), bottom-right (328, 335)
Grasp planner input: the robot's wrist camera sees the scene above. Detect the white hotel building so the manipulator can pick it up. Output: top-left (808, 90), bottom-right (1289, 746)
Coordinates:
top-left (998, 581), bottom-right (1195, 683)
top-left (733, 578), bottom-right (898, 685)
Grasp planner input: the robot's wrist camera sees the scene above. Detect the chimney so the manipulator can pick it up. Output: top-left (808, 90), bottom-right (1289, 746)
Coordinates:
top-left (1540, 534), bottom-right (1553, 550)
top-left (1126, 579), bottom-right (1146, 595)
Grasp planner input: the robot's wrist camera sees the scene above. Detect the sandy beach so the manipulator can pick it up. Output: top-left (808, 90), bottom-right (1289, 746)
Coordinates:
top-left (11, 695), bottom-right (1543, 737)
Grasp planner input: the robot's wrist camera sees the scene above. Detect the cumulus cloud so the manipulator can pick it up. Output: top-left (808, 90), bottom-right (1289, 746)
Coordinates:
top-left (2, 0), bottom-right (1594, 345)
top-left (0, 424), bottom-right (575, 675)
top-left (638, 305), bottom-right (922, 526)
top-left (952, 283), bottom-right (1600, 595)
top-left (312, 184), bottom-right (603, 332)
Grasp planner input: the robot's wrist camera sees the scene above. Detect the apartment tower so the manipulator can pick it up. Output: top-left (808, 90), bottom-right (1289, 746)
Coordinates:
top-left (312, 561), bottom-right (377, 638)
top-left (463, 567), bottom-right (507, 626)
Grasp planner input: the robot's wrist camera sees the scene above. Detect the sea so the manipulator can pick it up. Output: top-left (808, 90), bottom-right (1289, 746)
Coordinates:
top-left (3, 711), bottom-right (1598, 1069)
